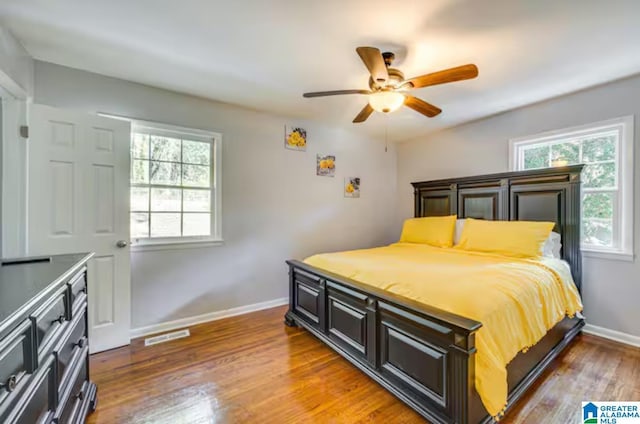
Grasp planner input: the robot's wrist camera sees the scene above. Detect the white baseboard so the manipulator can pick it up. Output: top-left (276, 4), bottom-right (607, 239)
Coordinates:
top-left (583, 323), bottom-right (640, 348)
top-left (130, 297), bottom-right (289, 340)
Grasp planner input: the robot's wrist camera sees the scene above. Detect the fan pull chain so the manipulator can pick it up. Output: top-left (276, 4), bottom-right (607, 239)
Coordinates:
top-left (384, 114), bottom-right (388, 152)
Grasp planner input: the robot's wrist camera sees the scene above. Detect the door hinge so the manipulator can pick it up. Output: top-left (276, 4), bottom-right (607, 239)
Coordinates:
top-left (19, 125), bottom-right (29, 139)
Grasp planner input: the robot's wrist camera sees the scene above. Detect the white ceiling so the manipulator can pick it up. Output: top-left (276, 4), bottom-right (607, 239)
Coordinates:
top-left (1, 0), bottom-right (639, 141)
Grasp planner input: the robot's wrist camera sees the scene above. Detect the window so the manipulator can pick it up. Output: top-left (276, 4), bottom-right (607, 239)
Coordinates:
top-left (129, 120), bottom-right (222, 248)
top-left (510, 116), bottom-right (634, 259)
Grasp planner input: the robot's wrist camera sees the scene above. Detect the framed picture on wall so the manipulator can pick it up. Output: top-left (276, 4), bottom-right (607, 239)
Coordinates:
top-left (344, 177), bottom-right (360, 198)
top-left (285, 126), bottom-right (307, 151)
top-left (316, 154), bottom-right (335, 177)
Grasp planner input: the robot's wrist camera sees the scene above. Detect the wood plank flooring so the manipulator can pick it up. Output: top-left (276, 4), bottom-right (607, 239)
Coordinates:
top-left (87, 305), bottom-right (640, 423)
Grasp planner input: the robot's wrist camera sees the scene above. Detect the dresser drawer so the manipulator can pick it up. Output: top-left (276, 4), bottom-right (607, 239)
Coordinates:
top-left (56, 391), bottom-right (80, 424)
top-left (54, 305), bottom-right (87, 392)
top-left (67, 270), bottom-right (87, 313)
top-left (31, 289), bottom-right (69, 356)
top-left (0, 321), bottom-right (34, 407)
top-left (3, 355), bottom-right (55, 424)
top-left (54, 347), bottom-right (88, 424)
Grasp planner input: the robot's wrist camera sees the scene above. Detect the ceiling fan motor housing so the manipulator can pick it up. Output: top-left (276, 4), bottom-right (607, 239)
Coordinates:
top-left (369, 68), bottom-right (405, 90)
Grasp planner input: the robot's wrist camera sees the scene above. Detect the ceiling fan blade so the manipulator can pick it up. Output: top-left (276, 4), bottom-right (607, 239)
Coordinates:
top-left (356, 47), bottom-right (389, 83)
top-left (404, 64), bottom-right (478, 89)
top-left (404, 96), bottom-right (442, 117)
top-left (303, 89), bottom-right (372, 98)
top-left (353, 104), bottom-right (374, 123)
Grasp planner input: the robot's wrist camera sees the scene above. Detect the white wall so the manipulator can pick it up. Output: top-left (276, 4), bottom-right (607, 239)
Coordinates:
top-left (33, 61), bottom-right (397, 329)
top-left (0, 25), bottom-right (33, 96)
top-left (397, 74), bottom-right (640, 338)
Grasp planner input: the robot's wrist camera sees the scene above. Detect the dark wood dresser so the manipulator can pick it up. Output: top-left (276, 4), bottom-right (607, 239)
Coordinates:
top-left (0, 253), bottom-right (96, 424)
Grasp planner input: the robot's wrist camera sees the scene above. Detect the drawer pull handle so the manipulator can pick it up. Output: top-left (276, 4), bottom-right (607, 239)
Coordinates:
top-left (53, 314), bottom-right (66, 324)
top-left (74, 338), bottom-right (86, 348)
top-left (1, 375), bottom-right (17, 392)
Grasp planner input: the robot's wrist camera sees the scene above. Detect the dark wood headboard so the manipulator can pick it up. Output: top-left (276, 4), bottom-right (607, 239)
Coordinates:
top-left (411, 165), bottom-right (584, 292)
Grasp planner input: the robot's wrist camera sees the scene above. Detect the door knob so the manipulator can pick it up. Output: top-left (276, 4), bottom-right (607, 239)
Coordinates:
top-left (116, 240), bottom-right (129, 248)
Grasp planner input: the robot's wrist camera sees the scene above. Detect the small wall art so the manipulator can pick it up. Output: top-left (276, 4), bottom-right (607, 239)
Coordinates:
top-left (344, 177), bottom-right (360, 198)
top-left (285, 126), bottom-right (307, 151)
top-left (316, 154), bottom-right (335, 177)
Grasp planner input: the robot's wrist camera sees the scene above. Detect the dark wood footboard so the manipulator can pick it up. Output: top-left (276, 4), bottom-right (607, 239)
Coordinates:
top-left (286, 259), bottom-right (484, 424)
top-left (285, 260), bottom-right (584, 424)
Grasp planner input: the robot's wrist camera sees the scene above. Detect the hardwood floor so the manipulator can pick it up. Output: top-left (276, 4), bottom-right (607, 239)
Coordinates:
top-left (87, 306), bottom-right (640, 423)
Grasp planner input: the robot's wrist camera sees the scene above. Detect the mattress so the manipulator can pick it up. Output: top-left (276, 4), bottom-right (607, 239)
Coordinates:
top-left (304, 242), bottom-right (583, 418)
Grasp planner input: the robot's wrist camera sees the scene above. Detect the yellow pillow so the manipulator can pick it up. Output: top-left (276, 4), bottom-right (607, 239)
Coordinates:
top-left (455, 218), bottom-right (555, 258)
top-left (399, 215), bottom-right (457, 248)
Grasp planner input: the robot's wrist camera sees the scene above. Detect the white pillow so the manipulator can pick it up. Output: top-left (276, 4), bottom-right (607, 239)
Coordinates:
top-left (454, 219), bottom-right (466, 245)
top-left (542, 231), bottom-right (562, 258)
top-left (454, 219), bottom-right (561, 258)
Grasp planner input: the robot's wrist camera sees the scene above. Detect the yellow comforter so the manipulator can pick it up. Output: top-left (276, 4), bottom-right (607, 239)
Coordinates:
top-left (304, 242), bottom-right (582, 418)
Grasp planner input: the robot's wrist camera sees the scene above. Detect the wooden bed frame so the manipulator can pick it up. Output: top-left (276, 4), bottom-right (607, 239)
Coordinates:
top-left (284, 165), bottom-right (585, 424)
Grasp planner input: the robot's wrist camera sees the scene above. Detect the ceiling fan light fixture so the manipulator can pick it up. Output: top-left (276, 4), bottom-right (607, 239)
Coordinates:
top-left (368, 91), bottom-right (405, 113)
top-left (302, 47), bottom-right (478, 123)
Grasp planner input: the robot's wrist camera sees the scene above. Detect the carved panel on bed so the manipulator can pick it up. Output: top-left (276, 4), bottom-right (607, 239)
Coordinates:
top-left (511, 185), bottom-right (565, 239)
top-left (415, 185), bottom-right (457, 217)
top-left (379, 304), bottom-right (450, 410)
top-left (327, 283), bottom-right (369, 358)
top-left (291, 268), bottom-right (325, 329)
top-left (458, 188), bottom-right (501, 220)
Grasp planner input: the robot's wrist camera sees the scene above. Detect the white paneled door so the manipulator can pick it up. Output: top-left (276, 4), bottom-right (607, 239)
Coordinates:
top-left (28, 104), bottom-right (131, 353)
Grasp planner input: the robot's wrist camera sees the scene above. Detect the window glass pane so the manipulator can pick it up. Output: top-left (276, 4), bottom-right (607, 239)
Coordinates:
top-left (151, 188), bottom-right (181, 211)
top-left (551, 141), bottom-right (579, 165)
top-left (583, 218), bottom-right (613, 247)
top-left (150, 161), bottom-right (181, 186)
top-left (183, 213), bottom-right (210, 236)
top-left (582, 135), bottom-right (616, 162)
top-left (150, 136), bottom-right (181, 162)
top-left (131, 213), bottom-right (149, 238)
top-left (131, 187), bottom-right (149, 211)
top-left (523, 145), bottom-right (549, 169)
top-left (130, 127), bottom-right (217, 240)
top-left (583, 192), bottom-right (614, 219)
top-left (182, 140), bottom-right (210, 165)
top-left (131, 133), bottom-right (149, 159)
top-left (583, 162), bottom-right (616, 188)
top-left (131, 160), bottom-right (149, 184)
top-left (182, 164), bottom-right (210, 187)
top-left (183, 189), bottom-right (210, 212)
top-left (150, 213), bottom-right (181, 237)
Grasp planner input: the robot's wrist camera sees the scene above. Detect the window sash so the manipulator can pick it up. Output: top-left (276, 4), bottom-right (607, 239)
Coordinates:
top-left (581, 189), bottom-right (619, 250)
top-left (130, 125), bottom-right (218, 242)
top-left (510, 117), bottom-right (633, 255)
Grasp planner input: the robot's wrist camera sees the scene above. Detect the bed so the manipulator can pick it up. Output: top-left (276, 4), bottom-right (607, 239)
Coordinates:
top-left (284, 165), bottom-right (585, 424)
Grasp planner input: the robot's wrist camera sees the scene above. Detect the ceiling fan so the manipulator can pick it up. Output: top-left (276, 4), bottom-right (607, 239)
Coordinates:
top-left (303, 47), bottom-right (478, 123)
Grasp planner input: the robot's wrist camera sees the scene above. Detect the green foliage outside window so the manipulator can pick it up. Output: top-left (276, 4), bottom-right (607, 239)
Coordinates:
top-left (521, 133), bottom-right (618, 248)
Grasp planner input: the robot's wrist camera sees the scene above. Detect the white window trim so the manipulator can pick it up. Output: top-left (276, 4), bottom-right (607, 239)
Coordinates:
top-left (509, 116), bottom-right (634, 260)
top-left (102, 115), bottom-right (223, 251)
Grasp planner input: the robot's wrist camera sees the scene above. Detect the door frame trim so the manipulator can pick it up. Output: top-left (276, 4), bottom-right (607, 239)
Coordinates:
top-left (0, 83), bottom-right (29, 257)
